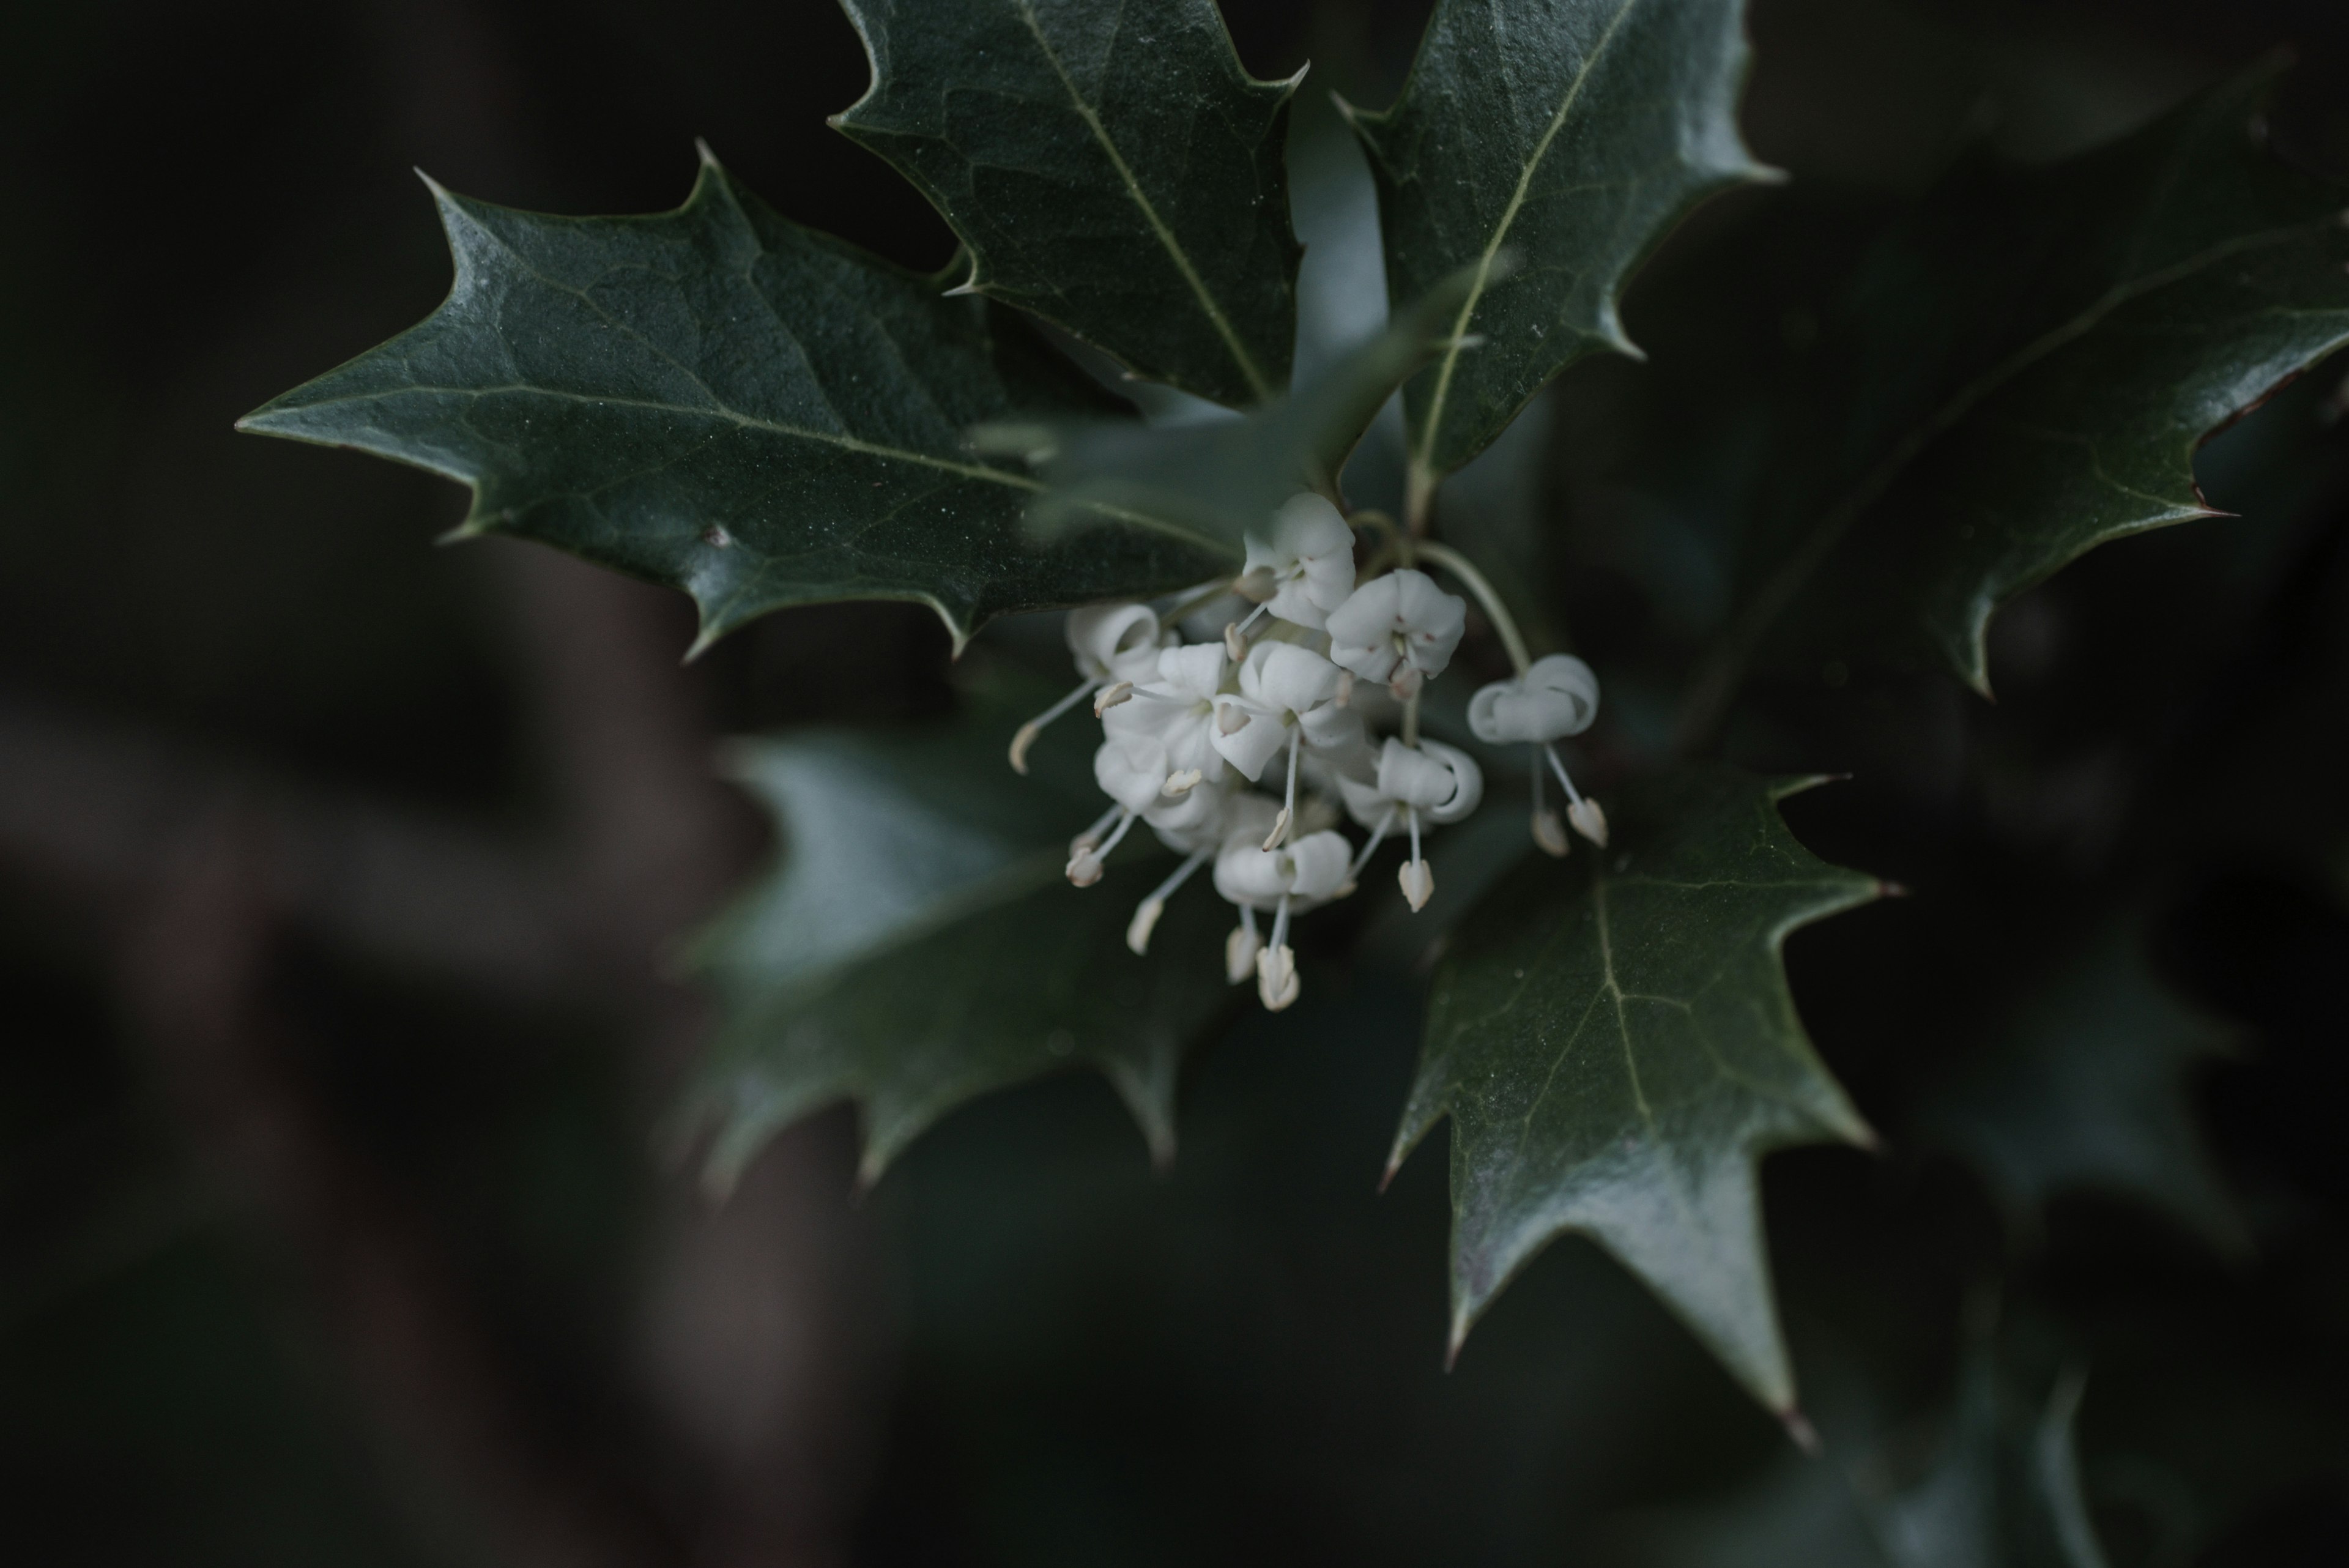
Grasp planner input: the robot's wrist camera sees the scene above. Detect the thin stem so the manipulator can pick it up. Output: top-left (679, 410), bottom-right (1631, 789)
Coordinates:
top-left (1242, 904), bottom-right (1260, 943)
top-left (1280, 727), bottom-right (1302, 841)
top-left (1347, 807), bottom-right (1398, 883)
top-left (1269, 892), bottom-right (1292, 954)
top-left (1402, 692), bottom-right (1420, 748)
top-left (1543, 744), bottom-right (1585, 805)
top-left (1095, 808), bottom-right (1139, 858)
top-left (1416, 541), bottom-right (1531, 675)
top-left (1013, 676), bottom-right (1103, 772)
top-left (1074, 801), bottom-right (1122, 849)
top-left (1145, 849), bottom-right (1209, 907)
top-left (1408, 806), bottom-right (1423, 868)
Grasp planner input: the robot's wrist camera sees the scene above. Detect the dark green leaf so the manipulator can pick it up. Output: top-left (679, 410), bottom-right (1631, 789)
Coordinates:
top-left (1394, 767), bottom-right (1883, 1411)
top-left (833, 0), bottom-right (1302, 408)
top-left (1682, 71), bottom-right (2349, 729)
top-left (1921, 923), bottom-right (2246, 1255)
top-left (1628, 1359), bottom-right (2109, 1568)
top-left (239, 154), bottom-right (1225, 652)
top-left (1014, 269), bottom-right (1481, 553)
top-left (687, 671), bottom-right (1236, 1189)
top-left (1348, 0), bottom-right (1774, 504)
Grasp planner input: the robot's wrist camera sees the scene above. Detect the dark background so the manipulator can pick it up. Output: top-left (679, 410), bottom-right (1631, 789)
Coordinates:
top-left (4, 1), bottom-right (2348, 1564)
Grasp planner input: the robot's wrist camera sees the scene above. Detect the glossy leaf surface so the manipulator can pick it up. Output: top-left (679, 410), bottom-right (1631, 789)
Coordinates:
top-left (1396, 768), bottom-right (1881, 1411)
top-left (1688, 72), bottom-right (2349, 718)
top-left (1348, 0), bottom-right (1772, 496)
top-left (834, 0), bottom-right (1302, 408)
top-left (239, 155), bottom-right (1225, 652)
top-left (689, 674), bottom-right (1234, 1188)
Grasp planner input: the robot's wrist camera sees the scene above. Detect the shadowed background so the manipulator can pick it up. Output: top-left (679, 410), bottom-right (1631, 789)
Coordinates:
top-left (4, 1), bottom-right (2348, 1564)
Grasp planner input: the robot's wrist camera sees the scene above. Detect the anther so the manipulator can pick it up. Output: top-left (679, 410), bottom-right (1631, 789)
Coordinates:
top-left (1398, 858), bottom-right (1434, 912)
top-left (1162, 768), bottom-right (1203, 796)
top-left (1261, 806), bottom-right (1291, 851)
top-left (1567, 798), bottom-right (1609, 847)
top-left (1126, 898), bottom-right (1165, 956)
top-left (1009, 721), bottom-right (1042, 776)
top-left (1093, 680), bottom-right (1134, 716)
top-left (1532, 808), bottom-right (1570, 858)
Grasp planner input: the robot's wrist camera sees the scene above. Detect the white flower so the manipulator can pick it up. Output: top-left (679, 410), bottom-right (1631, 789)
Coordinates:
top-left (1067, 602), bottom-right (1174, 686)
top-left (1326, 570), bottom-right (1467, 696)
top-left (1334, 740), bottom-right (1484, 913)
top-left (1337, 739), bottom-right (1484, 828)
top-left (1466, 654), bottom-right (1609, 855)
top-left (1209, 643), bottom-right (1358, 782)
top-left (1212, 830), bottom-right (1352, 910)
top-left (1241, 493), bottom-right (1357, 631)
top-left (1103, 642), bottom-right (1231, 793)
top-left (1212, 827), bottom-right (1351, 1013)
top-left (1467, 653), bottom-right (1599, 744)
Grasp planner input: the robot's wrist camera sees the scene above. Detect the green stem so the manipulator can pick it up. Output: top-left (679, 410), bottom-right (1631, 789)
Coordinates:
top-left (1415, 541), bottom-right (1531, 676)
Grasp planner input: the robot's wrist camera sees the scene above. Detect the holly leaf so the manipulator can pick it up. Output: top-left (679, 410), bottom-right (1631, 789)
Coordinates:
top-left (1682, 70), bottom-right (2349, 727)
top-left (1921, 924), bottom-right (2246, 1255)
top-left (1346, 0), bottom-right (1775, 502)
top-left (237, 152), bottom-right (1225, 653)
top-left (1010, 267), bottom-right (1483, 554)
top-left (833, 0), bottom-right (1302, 409)
top-left (686, 671), bottom-right (1236, 1190)
top-left (1628, 1359), bottom-right (2109, 1568)
top-left (1393, 768), bottom-right (1883, 1413)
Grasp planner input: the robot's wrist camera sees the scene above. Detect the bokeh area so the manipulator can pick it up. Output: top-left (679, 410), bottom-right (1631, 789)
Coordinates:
top-left (5, 1), bottom-right (2348, 1564)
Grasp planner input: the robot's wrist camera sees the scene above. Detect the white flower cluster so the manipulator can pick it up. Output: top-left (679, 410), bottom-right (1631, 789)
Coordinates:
top-left (1012, 493), bottom-right (1606, 1013)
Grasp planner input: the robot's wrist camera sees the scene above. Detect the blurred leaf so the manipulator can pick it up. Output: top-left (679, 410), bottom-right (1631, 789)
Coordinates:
top-left (1348, 0), bottom-right (1773, 498)
top-left (1920, 924), bottom-right (2246, 1254)
top-left (1631, 1359), bottom-right (2109, 1568)
top-left (1393, 768), bottom-right (1882, 1412)
top-left (1016, 269), bottom-right (1479, 551)
top-left (833, 0), bottom-right (1302, 409)
top-left (239, 155), bottom-right (1223, 652)
top-left (688, 671), bottom-right (1236, 1188)
top-left (1686, 70), bottom-right (2349, 726)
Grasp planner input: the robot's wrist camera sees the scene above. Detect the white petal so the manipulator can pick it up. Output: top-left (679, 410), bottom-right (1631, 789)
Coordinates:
top-left (1094, 735), bottom-right (1170, 814)
top-left (1283, 830), bottom-right (1353, 901)
top-left (1419, 740), bottom-right (1484, 823)
top-left (1066, 603), bottom-right (1161, 682)
top-left (1209, 707), bottom-right (1290, 781)
top-left (1213, 842), bottom-right (1291, 905)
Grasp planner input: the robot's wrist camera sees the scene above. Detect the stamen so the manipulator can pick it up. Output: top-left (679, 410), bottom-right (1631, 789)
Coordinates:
top-left (1127, 849), bottom-right (1209, 958)
top-left (1071, 803), bottom-right (1121, 858)
top-left (1215, 702), bottom-right (1250, 736)
top-left (1094, 808), bottom-right (1140, 859)
top-left (1092, 680), bottom-right (1134, 716)
top-left (1345, 806), bottom-right (1398, 885)
top-left (1335, 671), bottom-right (1354, 708)
top-left (1162, 768), bottom-right (1203, 796)
top-left (1226, 906), bottom-right (1262, 984)
top-left (1069, 808), bottom-right (1137, 886)
top-left (1263, 728), bottom-right (1301, 849)
top-left (1257, 896), bottom-right (1301, 1011)
top-left (1398, 807), bottom-right (1433, 912)
top-left (1532, 809), bottom-right (1570, 858)
top-left (1543, 743), bottom-right (1587, 804)
top-left (1567, 798), bottom-right (1609, 848)
top-left (1223, 622), bottom-right (1247, 661)
top-left (1011, 677), bottom-right (1100, 774)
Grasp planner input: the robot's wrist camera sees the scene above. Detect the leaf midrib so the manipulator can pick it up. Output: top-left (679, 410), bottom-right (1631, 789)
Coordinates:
top-left (1674, 210), bottom-right (2339, 745)
top-left (1409, 0), bottom-right (1647, 487)
top-left (1007, 0), bottom-right (1275, 403)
